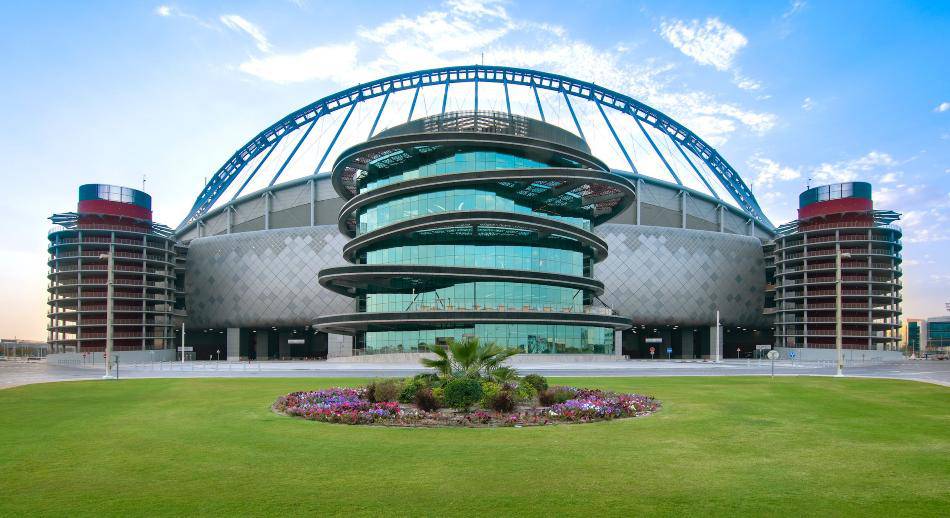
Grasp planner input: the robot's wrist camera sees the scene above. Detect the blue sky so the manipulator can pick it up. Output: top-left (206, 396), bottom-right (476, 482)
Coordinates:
top-left (1, 0), bottom-right (947, 339)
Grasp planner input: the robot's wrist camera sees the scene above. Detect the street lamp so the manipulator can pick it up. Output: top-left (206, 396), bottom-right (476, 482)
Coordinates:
top-left (835, 248), bottom-right (852, 377)
top-left (99, 252), bottom-right (115, 379)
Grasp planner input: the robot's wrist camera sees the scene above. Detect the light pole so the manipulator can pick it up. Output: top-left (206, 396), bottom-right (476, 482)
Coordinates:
top-left (835, 247), bottom-right (852, 377)
top-left (99, 251), bottom-right (115, 379)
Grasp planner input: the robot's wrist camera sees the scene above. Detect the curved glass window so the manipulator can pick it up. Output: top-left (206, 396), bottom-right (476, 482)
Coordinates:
top-left (361, 149), bottom-right (583, 193)
top-left (357, 188), bottom-right (591, 235)
top-left (363, 244), bottom-right (585, 276)
top-left (363, 282), bottom-right (588, 313)
top-left (361, 324), bottom-right (614, 354)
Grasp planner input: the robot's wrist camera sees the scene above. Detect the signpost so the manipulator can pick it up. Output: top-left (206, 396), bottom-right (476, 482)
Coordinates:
top-left (649, 346), bottom-right (655, 359)
top-left (766, 349), bottom-right (779, 377)
top-left (666, 346), bottom-right (672, 359)
top-left (736, 347), bottom-right (741, 359)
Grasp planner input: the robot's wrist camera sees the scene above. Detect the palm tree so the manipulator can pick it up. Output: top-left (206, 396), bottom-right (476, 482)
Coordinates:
top-left (421, 338), bottom-right (520, 380)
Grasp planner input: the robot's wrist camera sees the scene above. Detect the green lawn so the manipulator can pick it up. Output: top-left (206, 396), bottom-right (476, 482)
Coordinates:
top-left (0, 376), bottom-right (947, 517)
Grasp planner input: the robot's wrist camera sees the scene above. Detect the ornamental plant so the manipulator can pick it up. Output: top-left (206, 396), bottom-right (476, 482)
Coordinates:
top-left (522, 374), bottom-right (549, 393)
top-left (443, 378), bottom-right (484, 410)
top-left (486, 388), bottom-right (516, 412)
top-left (367, 378), bottom-right (403, 403)
top-left (421, 338), bottom-right (520, 381)
top-left (413, 387), bottom-right (441, 412)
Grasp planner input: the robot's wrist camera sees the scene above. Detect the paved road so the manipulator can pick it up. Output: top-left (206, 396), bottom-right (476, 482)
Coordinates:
top-left (3, 358), bottom-right (949, 389)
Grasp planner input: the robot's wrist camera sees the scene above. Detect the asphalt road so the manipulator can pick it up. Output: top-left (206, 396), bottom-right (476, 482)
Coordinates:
top-left (3, 358), bottom-right (949, 389)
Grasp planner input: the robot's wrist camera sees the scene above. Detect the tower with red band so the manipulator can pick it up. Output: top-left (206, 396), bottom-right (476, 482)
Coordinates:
top-left (772, 182), bottom-right (902, 353)
top-left (47, 184), bottom-right (178, 355)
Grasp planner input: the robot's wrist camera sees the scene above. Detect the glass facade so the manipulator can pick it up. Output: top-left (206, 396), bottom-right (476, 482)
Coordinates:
top-left (362, 282), bottom-right (588, 313)
top-left (362, 324), bottom-right (614, 354)
top-left (78, 184), bottom-right (152, 209)
top-left (799, 181), bottom-right (872, 207)
top-left (361, 149), bottom-right (582, 192)
top-left (356, 187), bottom-right (591, 235)
top-left (322, 114), bottom-right (630, 355)
top-left (926, 320), bottom-right (950, 356)
top-left (363, 244), bottom-right (586, 276)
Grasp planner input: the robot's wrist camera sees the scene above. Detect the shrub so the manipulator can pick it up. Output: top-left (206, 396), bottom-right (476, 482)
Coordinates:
top-left (443, 378), bottom-right (484, 410)
top-left (514, 382), bottom-right (537, 403)
top-left (413, 373), bottom-right (440, 386)
top-left (522, 374), bottom-right (548, 393)
top-left (399, 378), bottom-right (424, 404)
top-left (480, 381), bottom-right (502, 408)
top-left (414, 388), bottom-right (441, 411)
top-left (368, 378), bottom-right (403, 403)
top-left (487, 389), bottom-right (516, 412)
top-left (431, 387), bottom-right (445, 406)
top-left (538, 386), bottom-right (576, 406)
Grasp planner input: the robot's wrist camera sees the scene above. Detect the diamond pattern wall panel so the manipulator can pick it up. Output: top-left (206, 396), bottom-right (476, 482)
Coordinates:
top-left (184, 226), bottom-right (351, 328)
top-left (595, 224), bottom-right (769, 327)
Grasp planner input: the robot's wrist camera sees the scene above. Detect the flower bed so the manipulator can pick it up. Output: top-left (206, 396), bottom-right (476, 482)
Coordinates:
top-left (273, 385), bottom-right (660, 427)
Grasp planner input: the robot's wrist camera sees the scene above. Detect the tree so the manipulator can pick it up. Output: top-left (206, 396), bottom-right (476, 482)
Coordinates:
top-left (420, 338), bottom-right (519, 380)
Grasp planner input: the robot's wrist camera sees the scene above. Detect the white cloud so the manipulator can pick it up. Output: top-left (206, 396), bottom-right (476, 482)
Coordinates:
top-left (221, 14), bottom-right (271, 53)
top-left (733, 73), bottom-right (761, 91)
top-left (155, 5), bottom-right (171, 17)
top-left (238, 43), bottom-right (360, 83)
top-left (935, 101), bottom-right (950, 113)
top-left (811, 151), bottom-right (897, 183)
top-left (659, 17), bottom-right (747, 71)
top-left (801, 97), bottom-right (815, 111)
top-left (446, 0), bottom-right (509, 20)
top-left (226, 1), bottom-right (775, 145)
top-left (783, 1), bottom-right (807, 19)
top-left (746, 155), bottom-right (801, 189)
top-left (879, 172), bottom-right (902, 184)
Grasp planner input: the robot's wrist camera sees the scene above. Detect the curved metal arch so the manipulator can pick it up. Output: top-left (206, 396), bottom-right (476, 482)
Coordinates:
top-left (180, 65), bottom-right (773, 230)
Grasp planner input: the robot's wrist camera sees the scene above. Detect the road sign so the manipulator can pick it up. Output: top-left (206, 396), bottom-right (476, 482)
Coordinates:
top-left (666, 347), bottom-right (673, 354)
top-left (767, 349), bottom-right (779, 377)
top-left (649, 346), bottom-right (656, 354)
top-left (788, 350), bottom-right (797, 359)
top-left (755, 344), bottom-right (771, 351)
top-left (177, 346), bottom-right (194, 352)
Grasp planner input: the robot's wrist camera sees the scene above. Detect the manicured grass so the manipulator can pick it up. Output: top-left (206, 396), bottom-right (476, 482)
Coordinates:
top-left (0, 377), bottom-right (947, 516)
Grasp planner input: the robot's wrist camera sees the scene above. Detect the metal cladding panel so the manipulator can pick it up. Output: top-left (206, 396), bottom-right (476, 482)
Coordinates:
top-left (184, 226), bottom-right (351, 328)
top-left (595, 224), bottom-right (769, 327)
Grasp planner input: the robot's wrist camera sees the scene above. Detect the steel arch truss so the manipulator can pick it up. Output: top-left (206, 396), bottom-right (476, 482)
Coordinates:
top-left (180, 65), bottom-right (773, 230)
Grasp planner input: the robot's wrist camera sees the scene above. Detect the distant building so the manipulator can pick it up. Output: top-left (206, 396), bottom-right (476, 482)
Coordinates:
top-left (1, 339), bottom-right (49, 358)
top-left (923, 316), bottom-right (950, 357)
top-left (901, 318), bottom-right (924, 357)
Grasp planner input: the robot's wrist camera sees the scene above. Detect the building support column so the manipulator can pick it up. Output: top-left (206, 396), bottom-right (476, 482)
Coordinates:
top-left (635, 178), bottom-right (643, 225)
top-left (226, 327), bottom-right (241, 361)
top-left (614, 330), bottom-right (623, 357)
top-left (681, 329), bottom-right (694, 359)
top-left (263, 191), bottom-right (272, 230)
top-left (308, 178), bottom-right (316, 227)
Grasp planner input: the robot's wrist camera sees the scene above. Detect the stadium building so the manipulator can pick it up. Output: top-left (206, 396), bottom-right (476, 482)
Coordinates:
top-left (45, 65), bottom-right (905, 362)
